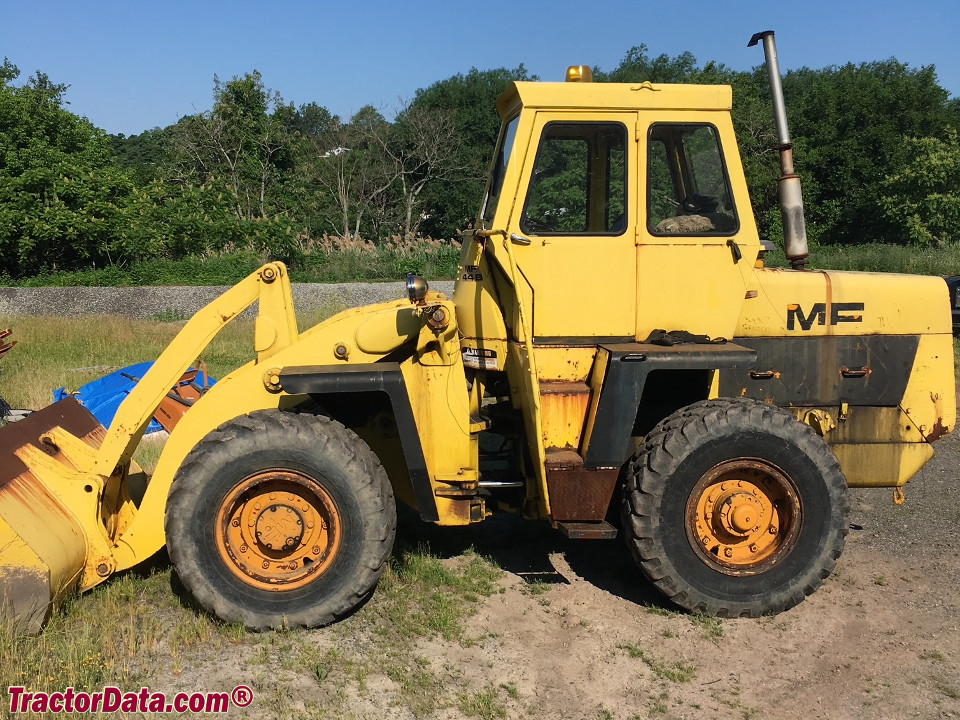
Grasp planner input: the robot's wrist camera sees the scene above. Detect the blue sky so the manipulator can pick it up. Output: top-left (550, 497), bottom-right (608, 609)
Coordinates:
top-left (3, 0), bottom-right (958, 136)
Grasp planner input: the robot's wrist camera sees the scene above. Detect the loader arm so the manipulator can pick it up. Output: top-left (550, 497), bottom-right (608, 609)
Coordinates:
top-left (92, 262), bottom-right (297, 477)
top-left (0, 263), bottom-right (297, 632)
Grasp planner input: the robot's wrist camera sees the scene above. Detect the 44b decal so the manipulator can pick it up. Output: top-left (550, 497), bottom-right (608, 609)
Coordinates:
top-left (786, 302), bottom-right (864, 331)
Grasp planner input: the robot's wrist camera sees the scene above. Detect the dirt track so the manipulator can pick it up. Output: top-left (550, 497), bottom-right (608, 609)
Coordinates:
top-left (144, 432), bottom-right (960, 719)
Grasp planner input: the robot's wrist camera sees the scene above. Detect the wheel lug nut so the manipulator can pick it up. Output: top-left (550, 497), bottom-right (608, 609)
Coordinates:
top-left (262, 561), bottom-right (269, 569)
top-left (749, 544), bottom-right (758, 553)
top-left (769, 526), bottom-right (778, 535)
top-left (313, 546), bottom-right (321, 555)
top-left (240, 544), bottom-right (247, 552)
top-left (724, 548), bottom-right (733, 558)
top-left (232, 519), bottom-right (240, 527)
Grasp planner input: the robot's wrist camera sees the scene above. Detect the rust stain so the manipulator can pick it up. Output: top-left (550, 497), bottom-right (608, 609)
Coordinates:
top-left (926, 391), bottom-right (949, 442)
top-left (821, 271), bottom-right (834, 336)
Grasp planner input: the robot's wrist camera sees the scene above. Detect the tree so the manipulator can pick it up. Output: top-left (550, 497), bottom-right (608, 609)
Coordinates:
top-left (880, 131), bottom-right (960, 246)
top-left (0, 59), bottom-right (134, 276)
top-left (297, 106), bottom-right (396, 239)
top-left (410, 66), bottom-right (535, 237)
top-left (168, 71), bottom-right (295, 223)
top-left (778, 60), bottom-right (960, 245)
top-left (377, 102), bottom-right (466, 237)
top-left (597, 45), bottom-right (734, 85)
top-left (109, 125), bottom-right (179, 185)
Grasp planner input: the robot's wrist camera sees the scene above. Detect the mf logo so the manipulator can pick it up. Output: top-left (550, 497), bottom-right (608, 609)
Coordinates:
top-left (786, 302), bottom-right (864, 331)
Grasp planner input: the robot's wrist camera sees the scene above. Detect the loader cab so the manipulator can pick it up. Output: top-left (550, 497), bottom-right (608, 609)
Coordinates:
top-left (459, 78), bottom-right (761, 352)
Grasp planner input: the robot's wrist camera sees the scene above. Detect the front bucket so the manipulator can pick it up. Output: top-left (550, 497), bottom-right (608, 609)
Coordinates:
top-left (0, 398), bottom-right (105, 634)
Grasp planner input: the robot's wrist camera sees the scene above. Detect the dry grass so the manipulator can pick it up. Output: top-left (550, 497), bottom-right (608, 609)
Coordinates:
top-left (0, 307), bottom-right (339, 411)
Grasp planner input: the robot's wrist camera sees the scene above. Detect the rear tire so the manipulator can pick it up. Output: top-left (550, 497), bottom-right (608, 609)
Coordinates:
top-left (165, 410), bottom-right (396, 629)
top-left (621, 398), bottom-right (848, 617)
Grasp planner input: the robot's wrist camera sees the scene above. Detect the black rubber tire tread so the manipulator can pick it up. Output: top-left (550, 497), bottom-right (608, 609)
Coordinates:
top-left (621, 398), bottom-right (849, 617)
top-left (165, 409), bottom-right (396, 629)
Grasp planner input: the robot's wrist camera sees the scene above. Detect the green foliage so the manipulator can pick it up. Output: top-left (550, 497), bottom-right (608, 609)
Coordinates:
top-left (597, 44), bottom-right (735, 85)
top-left (109, 125), bottom-right (177, 184)
top-left (880, 131), bottom-right (960, 246)
top-left (0, 59), bottom-right (135, 276)
top-left (4, 47), bottom-right (960, 283)
top-left (777, 60), bottom-right (959, 245)
top-left (166, 71), bottom-right (296, 224)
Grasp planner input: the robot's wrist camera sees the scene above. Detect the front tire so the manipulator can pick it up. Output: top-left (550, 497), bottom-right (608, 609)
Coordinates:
top-left (622, 398), bottom-right (849, 617)
top-left (165, 410), bottom-right (396, 629)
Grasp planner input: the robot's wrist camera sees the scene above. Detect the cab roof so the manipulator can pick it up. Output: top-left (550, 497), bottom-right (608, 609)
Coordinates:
top-left (496, 81), bottom-right (733, 118)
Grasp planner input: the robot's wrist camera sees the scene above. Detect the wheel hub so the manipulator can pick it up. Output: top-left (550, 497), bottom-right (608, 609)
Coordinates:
top-left (255, 504), bottom-right (306, 551)
top-left (215, 471), bottom-right (341, 591)
top-left (686, 459), bottom-right (800, 575)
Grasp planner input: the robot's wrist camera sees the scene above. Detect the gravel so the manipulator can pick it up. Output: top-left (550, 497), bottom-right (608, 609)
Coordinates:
top-left (0, 281), bottom-right (457, 319)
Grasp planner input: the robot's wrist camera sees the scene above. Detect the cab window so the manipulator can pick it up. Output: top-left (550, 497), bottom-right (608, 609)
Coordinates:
top-left (521, 122), bottom-right (626, 235)
top-left (647, 124), bottom-right (738, 235)
top-left (481, 115), bottom-right (520, 224)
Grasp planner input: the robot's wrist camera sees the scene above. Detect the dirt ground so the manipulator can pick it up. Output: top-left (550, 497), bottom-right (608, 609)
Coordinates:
top-left (146, 431), bottom-right (960, 720)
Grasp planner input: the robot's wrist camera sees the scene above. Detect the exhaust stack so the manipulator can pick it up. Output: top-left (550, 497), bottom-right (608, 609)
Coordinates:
top-left (749, 30), bottom-right (808, 270)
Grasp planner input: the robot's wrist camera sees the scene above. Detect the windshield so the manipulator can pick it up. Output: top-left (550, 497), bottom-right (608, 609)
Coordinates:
top-left (480, 115), bottom-right (519, 224)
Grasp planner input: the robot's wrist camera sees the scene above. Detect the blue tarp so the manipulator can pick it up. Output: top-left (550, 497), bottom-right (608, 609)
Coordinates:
top-left (53, 362), bottom-right (215, 434)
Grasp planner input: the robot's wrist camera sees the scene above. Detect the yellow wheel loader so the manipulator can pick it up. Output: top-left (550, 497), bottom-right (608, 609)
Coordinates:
top-left (1, 32), bottom-right (955, 632)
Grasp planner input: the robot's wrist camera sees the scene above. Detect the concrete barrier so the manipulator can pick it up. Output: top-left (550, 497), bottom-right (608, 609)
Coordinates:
top-left (0, 281), bottom-right (457, 319)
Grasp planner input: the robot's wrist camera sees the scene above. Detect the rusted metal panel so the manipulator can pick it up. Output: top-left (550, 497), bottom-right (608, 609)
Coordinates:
top-left (0, 564), bottom-right (51, 635)
top-left (544, 449), bottom-right (618, 522)
top-left (0, 466), bottom-right (89, 634)
top-left (541, 381), bottom-right (591, 450)
top-left (557, 521), bottom-right (618, 539)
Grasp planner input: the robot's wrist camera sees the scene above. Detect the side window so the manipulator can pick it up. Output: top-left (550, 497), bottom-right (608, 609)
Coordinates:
top-left (647, 124), bottom-right (738, 235)
top-left (521, 122), bottom-right (626, 235)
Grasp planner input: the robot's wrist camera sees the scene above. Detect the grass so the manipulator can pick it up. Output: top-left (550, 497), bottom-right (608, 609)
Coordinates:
top-left (616, 642), bottom-right (697, 683)
top-left (763, 241), bottom-right (960, 275)
top-left (324, 544), bottom-right (504, 715)
top-left (2, 250), bottom-right (960, 717)
top-left (0, 309), bottom-right (502, 716)
top-left (0, 544), bottom-right (504, 718)
top-left (0, 567), bottom-right (199, 700)
top-left (690, 614), bottom-right (723, 640)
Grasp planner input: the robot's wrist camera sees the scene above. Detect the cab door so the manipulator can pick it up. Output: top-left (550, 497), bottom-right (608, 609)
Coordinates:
top-left (636, 116), bottom-right (754, 340)
top-left (504, 113), bottom-right (638, 341)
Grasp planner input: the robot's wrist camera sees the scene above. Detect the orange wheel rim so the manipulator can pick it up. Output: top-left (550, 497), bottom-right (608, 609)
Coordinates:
top-left (685, 458), bottom-right (801, 576)
top-left (215, 470), bottom-right (341, 591)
